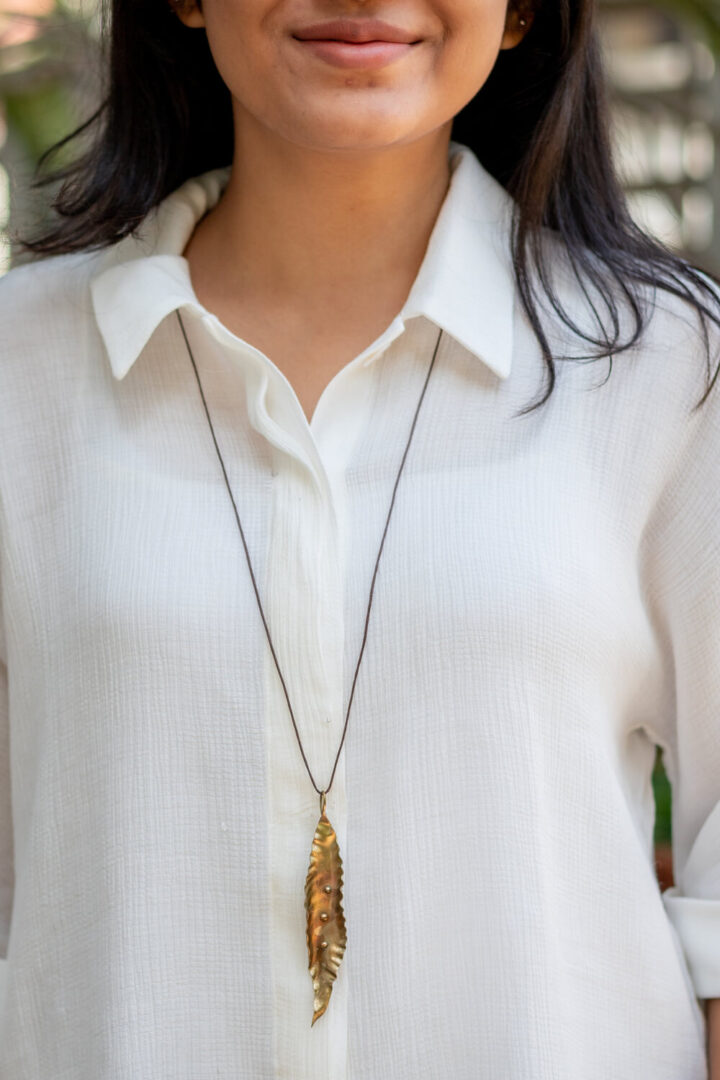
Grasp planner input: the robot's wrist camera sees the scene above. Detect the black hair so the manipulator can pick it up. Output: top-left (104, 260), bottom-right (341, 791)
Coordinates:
top-left (19, 0), bottom-right (720, 414)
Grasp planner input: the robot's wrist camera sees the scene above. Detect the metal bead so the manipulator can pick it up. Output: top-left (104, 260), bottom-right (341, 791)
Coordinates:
top-left (324, 885), bottom-right (332, 893)
top-left (320, 940), bottom-right (328, 949)
top-left (320, 912), bottom-right (329, 921)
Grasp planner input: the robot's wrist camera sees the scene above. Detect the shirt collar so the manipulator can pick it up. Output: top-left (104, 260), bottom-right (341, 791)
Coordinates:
top-left (90, 139), bottom-right (517, 382)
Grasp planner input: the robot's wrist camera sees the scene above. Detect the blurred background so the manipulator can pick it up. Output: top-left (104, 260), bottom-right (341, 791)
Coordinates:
top-left (0, 0), bottom-right (717, 917)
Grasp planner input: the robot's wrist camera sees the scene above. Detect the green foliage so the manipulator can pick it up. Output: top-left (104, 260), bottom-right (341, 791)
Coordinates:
top-left (4, 84), bottom-right (76, 165)
top-left (652, 746), bottom-right (673, 846)
top-left (653, 0), bottom-right (720, 52)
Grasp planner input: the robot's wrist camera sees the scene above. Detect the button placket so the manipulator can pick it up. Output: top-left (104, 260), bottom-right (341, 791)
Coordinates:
top-left (202, 307), bottom-right (407, 508)
top-left (265, 449), bottom-right (348, 1078)
top-left (199, 312), bottom-right (391, 1073)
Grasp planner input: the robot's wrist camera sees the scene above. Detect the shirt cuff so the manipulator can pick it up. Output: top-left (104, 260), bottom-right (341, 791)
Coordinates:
top-left (662, 886), bottom-right (720, 999)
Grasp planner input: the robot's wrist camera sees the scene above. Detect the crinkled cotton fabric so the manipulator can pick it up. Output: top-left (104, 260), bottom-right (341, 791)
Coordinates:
top-left (0, 140), bottom-right (718, 1079)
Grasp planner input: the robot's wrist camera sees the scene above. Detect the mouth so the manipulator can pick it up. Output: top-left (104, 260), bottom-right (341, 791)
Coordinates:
top-left (291, 38), bottom-right (420, 70)
top-left (292, 18), bottom-right (422, 44)
top-left (291, 18), bottom-right (423, 67)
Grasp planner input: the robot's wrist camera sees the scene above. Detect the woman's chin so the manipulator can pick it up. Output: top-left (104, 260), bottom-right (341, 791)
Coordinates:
top-left (270, 115), bottom-right (427, 155)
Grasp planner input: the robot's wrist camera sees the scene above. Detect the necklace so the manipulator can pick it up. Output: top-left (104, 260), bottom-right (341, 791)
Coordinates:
top-left (176, 310), bottom-right (443, 1026)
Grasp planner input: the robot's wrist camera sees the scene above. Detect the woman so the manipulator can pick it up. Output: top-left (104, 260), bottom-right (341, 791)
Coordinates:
top-left (0, 0), bottom-right (718, 1074)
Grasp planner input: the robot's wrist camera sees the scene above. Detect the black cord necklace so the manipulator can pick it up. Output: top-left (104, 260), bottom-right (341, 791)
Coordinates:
top-left (176, 309), bottom-right (443, 1025)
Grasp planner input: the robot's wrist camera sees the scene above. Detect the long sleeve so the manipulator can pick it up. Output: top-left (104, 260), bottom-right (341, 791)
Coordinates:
top-left (0, 559), bottom-right (11, 961)
top-left (639, 355), bottom-right (720, 1001)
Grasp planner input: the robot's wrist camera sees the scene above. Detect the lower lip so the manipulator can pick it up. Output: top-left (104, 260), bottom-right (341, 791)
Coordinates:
top-left (293, 39), bottom-right (417, 69)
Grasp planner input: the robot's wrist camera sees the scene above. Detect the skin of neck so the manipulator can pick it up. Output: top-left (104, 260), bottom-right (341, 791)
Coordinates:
top-left (183, 107), bottom-right (455, 324)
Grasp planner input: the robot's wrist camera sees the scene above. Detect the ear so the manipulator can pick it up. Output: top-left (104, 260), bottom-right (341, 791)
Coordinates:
top-left (499, 5), bottom-right (535, 50)
top-left (168, 0), bottom-right (205, 29)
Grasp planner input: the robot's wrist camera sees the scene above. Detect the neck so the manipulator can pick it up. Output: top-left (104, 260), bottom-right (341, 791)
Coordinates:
top-left (183, 113), bottom-right (454, 321)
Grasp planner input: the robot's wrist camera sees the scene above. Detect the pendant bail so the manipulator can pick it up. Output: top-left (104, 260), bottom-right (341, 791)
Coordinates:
top-left (319, 790), bottom-right (327, 816)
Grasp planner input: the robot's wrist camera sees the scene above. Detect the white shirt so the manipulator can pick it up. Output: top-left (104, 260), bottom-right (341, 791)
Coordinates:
top-left (0, 139), bottom-right (718, 1080)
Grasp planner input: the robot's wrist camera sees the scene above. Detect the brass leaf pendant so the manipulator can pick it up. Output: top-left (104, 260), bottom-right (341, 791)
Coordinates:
top-left (304, 791), bottom-right (347, 1026)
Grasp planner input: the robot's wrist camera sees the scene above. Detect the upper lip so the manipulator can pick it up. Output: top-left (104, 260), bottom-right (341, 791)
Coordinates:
top-left (292, 18), bottom-right (420, 42)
